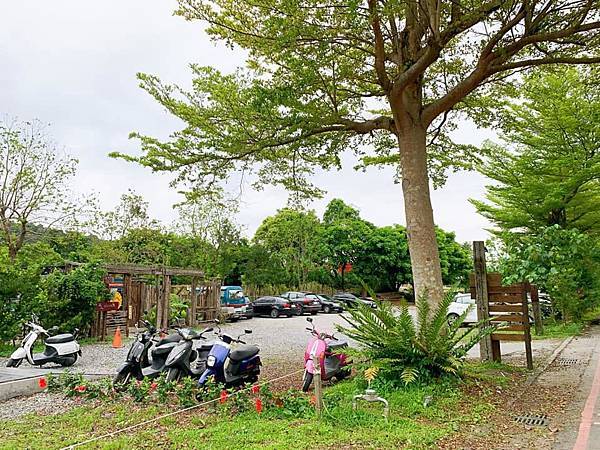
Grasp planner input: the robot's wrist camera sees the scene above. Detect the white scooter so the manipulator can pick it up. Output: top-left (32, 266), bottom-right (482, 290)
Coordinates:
top-left (6, 315), bottom-right (81, 368)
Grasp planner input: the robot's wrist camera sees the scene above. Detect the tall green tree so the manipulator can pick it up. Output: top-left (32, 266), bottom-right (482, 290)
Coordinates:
top-left (114, 0), bottom-right (600, 306)
top-left (472, 68), bottom-right (600, 235)
top-left (321, 199), bottom-right (374, 289)
top-left (254, 208), bottom-right (322, 286)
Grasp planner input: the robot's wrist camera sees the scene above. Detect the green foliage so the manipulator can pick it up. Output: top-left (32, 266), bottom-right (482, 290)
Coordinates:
top-left (472, 67), bottom-right (600, 236)
top-left (497, 226), bottom-right (600, 321)
top-left (253, 208), bottom-right (322, 287)
top-left (144, 294), bottom-right (189, 326)
top-left (41, 263), bottom-right (110, 333)
top-left (0, 242), bottom-right (62, 342)
top-left (338, 294), bottom-right (493, 385)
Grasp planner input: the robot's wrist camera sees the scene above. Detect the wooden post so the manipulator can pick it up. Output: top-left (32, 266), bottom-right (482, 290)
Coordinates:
top-left (530, 284), bottom-right (544, 336)
top-left (161, 274), bottom-right (172, 329)
top-left (473, 241), bottom-right (493, 362)
top-left (521, 284), bottom-right (534, 370)
top-left (156, 276), bottom-right (164, 330)
top-left (312, 354), bottom-right (323, 417)
top-left (123, 274), bottom-right (132, 337)
top-left (190, 277), bottom-right (198, 327)
top-left (491, 339), bottom-right (501, 363)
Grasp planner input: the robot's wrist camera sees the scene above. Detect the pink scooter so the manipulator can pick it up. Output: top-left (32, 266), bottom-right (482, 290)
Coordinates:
top-left (302, 317), bottom-right (350, 391)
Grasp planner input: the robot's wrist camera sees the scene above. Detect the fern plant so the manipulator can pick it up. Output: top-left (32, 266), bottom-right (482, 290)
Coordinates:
top-left (337, 292), bottom-right (494, 385)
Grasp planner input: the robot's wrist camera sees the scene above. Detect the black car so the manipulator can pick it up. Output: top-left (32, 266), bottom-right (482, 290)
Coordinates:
top-left (251, 296), bottom-right (299, 318)
top-left (305, 293), bottom-right (343, 313)
top-left (279, 292), bottom-right (322, 315)
top-left (332, 292), bottom-right (377, 309)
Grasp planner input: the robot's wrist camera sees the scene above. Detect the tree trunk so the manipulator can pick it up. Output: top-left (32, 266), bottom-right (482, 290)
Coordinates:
top-left (398, 125), bottom-right (444, 307)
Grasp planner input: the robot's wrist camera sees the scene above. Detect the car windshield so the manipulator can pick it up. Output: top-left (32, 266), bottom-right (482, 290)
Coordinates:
top-left (305, 294), bottom-right (318, 300)
top-left (317, 294), bottom-right (331, 301)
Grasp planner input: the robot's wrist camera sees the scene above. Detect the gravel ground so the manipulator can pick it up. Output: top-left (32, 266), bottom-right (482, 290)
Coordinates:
top-left (0, 392), bottom-right (80, 420)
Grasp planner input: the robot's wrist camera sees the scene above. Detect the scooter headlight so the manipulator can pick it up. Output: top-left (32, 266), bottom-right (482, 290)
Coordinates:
top-left (207, 355), bottom-right (216, 367)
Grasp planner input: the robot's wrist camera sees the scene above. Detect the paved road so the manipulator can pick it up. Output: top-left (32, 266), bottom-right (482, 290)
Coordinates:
top-left (548, 329), bottom-right (600, 450)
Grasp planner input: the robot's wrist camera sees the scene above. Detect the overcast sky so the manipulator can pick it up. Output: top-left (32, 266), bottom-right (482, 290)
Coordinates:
top-left (0, 0), bottom-right (495, 243)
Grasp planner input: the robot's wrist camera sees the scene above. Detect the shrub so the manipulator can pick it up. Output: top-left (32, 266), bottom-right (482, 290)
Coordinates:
top-left (337, 293), bottom-right (493, 385)
top-left (41, 263), bottom-right (110, 334)
top-left (498, 226), bottom-right (600, 322)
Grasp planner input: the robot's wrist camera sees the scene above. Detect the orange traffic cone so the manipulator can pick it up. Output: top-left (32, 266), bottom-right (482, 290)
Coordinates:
top-left (112, 326), bottom-right (123, 348)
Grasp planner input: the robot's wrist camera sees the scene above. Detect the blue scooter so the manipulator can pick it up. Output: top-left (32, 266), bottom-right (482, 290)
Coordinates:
top-left (198, 320), bottom-right (261, 388)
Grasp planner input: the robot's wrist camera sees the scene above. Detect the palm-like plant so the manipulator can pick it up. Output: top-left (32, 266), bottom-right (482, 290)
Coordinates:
top-left (337, 292), bottom-right (493, 385)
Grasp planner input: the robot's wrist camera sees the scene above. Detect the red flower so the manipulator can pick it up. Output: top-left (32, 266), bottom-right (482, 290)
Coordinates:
top-left (150, 382), bottom-right (158, 392)
top-left (219, 390), bottom-right (228, 404)
top-left (74, 385), bottom-right (87, 393)
top-left (38, 377), bottom-right (47, 389)
top-left (251, 385), bottom-right (260, 394)
top-left (309, 395), bottom-right (316, 405)
top-left (255, 398), bottom-right (263, 413)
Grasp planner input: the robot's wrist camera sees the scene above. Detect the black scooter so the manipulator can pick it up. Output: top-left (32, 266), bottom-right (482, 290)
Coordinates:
top-left (113, 322), bottom-right (182, 387)
top-left (163, 326), bottom-right (214, 382)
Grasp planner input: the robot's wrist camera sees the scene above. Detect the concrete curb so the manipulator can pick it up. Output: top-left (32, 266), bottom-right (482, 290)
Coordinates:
top-left (0, 373), bottom-right (107, 402)
top-left (525, 335), bottom-right (575, 386)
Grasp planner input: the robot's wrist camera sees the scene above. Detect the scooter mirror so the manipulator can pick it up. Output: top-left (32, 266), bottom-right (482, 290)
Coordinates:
top-left (306, 317), bottom-right (313, 323)
top-left (244, 329), bottom-right (252, 334)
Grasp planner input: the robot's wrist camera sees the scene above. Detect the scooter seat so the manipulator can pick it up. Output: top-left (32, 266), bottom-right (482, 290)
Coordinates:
top-left (229, 344), bottom-right (259, 362)
top-left (46, 333), bottom-right (75, 344)
top-left (156, 333), bottom-right (181, 346)
top-left (327, 341), bottom-right (348, 351)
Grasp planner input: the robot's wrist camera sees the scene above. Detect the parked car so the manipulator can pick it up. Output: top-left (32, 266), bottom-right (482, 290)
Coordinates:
top-left (332, 292), bottom-right (377, 309)
top-left (220, 286), bottom-right (253, 320)
top-left (305, 293), bottom-right (343, 314)
top-left (447, 293), bottom-right (477, 325)
top-left (251, 296), bottom-right (298, 318)
top-left (279, 292), bottom-right (322, 315)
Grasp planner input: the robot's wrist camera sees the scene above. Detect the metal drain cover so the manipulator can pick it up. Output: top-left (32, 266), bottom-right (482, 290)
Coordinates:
top-left (514, 414), bottom-right (549, 426)
top-left (557, 358), bottom-right (580, 366)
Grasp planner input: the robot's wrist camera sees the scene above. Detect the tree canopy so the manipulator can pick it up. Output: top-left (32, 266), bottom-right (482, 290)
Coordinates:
top-left (473, 67), bottom-right (600, 236)
top-left (113, 0), bottom-right (600, 306)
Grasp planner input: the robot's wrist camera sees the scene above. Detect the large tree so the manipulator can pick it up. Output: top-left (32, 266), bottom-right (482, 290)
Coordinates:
top-left (114, 1), bottom-right (600, 305)
top-left (0, 118), bottom-right (79, 261)
top-left (472, 67), bottom-right (600, 236)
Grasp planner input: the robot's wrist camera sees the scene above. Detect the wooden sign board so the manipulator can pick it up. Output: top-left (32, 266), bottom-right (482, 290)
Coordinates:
top-left (469, 267), bottom-right (533, 370)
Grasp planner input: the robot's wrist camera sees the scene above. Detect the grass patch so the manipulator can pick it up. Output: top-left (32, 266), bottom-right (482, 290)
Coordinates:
top-left (0, 373), bottom-right (501, 450)
top-left (532, 321), bottom-right (583, 340)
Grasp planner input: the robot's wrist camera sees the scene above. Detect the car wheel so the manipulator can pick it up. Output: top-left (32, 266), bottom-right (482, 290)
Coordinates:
top-left (301, 370), bottom-right (313, 392)
top-left (323, 305), bottom-right (331, 314)
top-left (270, 308), bottom-right (280, 318)
top-left (447, 313), bottom-right (460, 326)
top-left (297, 305), bottom-right (304, 315)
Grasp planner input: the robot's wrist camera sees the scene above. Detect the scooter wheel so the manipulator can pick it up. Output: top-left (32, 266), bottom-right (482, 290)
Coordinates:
top-left (6, 358), bottom-right (21, 368)
top-left (113, 368), bottom-right (133, 390)
top-left (301, 370), bottom-right (313, 392)
top-left (59, 354), bottom-right (77, 367)
top-left (166, 368), bottom-right (180, 382)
